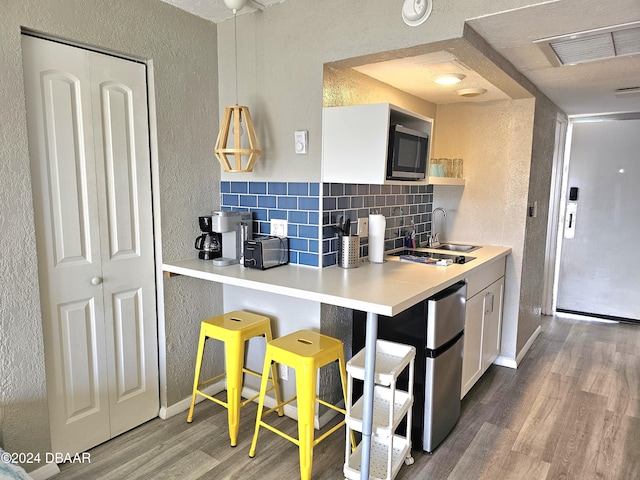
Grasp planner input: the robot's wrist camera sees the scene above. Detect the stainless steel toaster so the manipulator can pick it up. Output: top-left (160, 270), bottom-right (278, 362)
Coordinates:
top-left (243, 236), bottom-right (289, 270)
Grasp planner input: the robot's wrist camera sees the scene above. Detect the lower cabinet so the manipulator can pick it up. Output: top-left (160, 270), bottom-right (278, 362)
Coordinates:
top-left (481, 277), bottom-right (505, 372)
top-left (461, 258), bottom-right (506, 398)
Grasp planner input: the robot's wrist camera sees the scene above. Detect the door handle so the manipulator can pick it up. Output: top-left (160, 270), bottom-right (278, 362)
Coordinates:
top-left (91, 277), bottom-right (103, 285)
top-left (564, 202), bottom-right (577, 239)
top-left (485, 291), bottom-right (494, 315)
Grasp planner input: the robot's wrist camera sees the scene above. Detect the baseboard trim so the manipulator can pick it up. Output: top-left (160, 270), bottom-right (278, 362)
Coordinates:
top-left (494, 325), bottom-right (542, 370)
top-left (493, 355), bottom-right (518, 369)
top-left (160, 382), bottom-right (342, 430)
top-left (159, 380), bottom-right (226, 419)
top-left (159, 382), bottom-right (295, 421)
top-left (26, 462), bottom-right (60, 480)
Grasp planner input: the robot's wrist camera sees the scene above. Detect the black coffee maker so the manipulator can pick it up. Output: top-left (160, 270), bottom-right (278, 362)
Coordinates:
top-left (195, 216), bottom-right (222, 260)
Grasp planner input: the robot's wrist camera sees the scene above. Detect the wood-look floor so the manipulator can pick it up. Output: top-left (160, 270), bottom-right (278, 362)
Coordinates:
top-left (55, 314), bottom-right (640, 480)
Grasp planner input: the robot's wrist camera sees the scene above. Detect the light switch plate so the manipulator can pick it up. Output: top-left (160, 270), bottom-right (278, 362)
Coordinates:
top-left (295, 130), bottom-right (308, 154)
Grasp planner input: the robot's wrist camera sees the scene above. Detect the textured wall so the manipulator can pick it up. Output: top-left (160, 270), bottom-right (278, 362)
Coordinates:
top-left (431, 99), bottom-right (535, 360)
top-left (517, 95), bottom-right (561, 353)
top-left (1, 0), bottom-right (220, 468)
top-left (322, 65), bottom-right (437, 119)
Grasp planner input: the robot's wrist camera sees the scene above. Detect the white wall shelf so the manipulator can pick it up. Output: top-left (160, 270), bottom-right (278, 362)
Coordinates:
top-left (429, 176), bottom-right (465, 186)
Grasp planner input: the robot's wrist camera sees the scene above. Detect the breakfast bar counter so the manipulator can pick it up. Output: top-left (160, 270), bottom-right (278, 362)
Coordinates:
top-left (163, 244), bottom-right (511, 478)
top-left (163, 245), bottom-right (511, 317)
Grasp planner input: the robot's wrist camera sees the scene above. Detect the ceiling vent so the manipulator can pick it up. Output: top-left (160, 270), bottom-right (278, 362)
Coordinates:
top-left (535, 21), bottom-right (640, 67)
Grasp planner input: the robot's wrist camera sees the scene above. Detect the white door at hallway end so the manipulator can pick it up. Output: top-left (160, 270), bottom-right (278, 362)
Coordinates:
top-left (556, 116), bottom-right (640, 321)
top-left (22, 34), bottom-right (159, 455)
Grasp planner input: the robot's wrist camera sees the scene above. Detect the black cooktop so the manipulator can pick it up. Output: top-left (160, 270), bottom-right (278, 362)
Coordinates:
top-left (390, 249), bottom-right (475, 264)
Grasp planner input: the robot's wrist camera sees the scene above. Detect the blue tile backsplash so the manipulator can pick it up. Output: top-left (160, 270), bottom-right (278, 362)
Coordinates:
top-left (221, 181), bottom-right (321, 267)
top-left (220, 181), bottom-right (434, 267)
top-left (321, 183), bottom-right (434, 267)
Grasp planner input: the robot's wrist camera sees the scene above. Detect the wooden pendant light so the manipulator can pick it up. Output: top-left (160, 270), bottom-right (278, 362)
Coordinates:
top-left (214, 105), bottom-right (261, 172)
top-left (214, 5), bottom-right (262, 173)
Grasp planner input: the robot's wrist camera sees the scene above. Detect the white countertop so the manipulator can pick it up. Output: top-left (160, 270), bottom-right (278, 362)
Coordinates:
top-left (163, 245), bottom-right (511, 317)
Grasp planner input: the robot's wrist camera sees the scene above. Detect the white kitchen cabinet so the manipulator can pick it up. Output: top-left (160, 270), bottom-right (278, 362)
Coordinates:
top-left (481, 277), bottom-right (505, 371)
top-left (322, 103), bottom-right (433, 185)
top-left (461, 291), bottom-right (484, 398)
top-left (344, 340), bottom-right (415, 480)
top-left (461, 258), bottom-right (506, 398)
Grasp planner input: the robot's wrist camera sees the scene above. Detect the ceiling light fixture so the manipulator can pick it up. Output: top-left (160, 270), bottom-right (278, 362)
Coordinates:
top-left (215, 3), bottom-right (262, 173)
top-left (433, 73), bottom-right (465, 85)
top-left (223, 0), bottom-right (247, 10)
top-left (457, 88), bottom-right (487, 97)
top-left (402, 0), bottom-right (433, 27)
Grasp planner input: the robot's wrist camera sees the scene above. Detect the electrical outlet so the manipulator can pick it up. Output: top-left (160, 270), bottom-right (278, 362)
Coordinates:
top-left (271, 219), bottom-right (288, 237)
top-left (357, 218), bottom-right (369, 237)
top-left (278, 364), bottom-right (288, 381)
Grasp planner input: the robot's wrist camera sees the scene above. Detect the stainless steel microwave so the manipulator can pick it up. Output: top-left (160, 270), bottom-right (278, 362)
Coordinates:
top-left (386, 124), bottom-right (430, 181)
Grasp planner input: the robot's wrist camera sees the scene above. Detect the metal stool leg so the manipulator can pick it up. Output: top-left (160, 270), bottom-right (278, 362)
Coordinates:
top-left (249, 351), bottom-right (273, 458)
top-left (296, 363), bottom-right (317, 480)
top-left (337, 350), bottom-right (357, 451)
top-left (264, 328), bottom-right (284, 417)
top-left (225, 336), bottom-right (245, 447)
top-left (187, 329), bottom-right (208, 423)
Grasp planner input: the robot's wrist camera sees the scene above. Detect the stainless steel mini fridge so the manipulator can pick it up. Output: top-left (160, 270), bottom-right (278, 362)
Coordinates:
top-left (422, 281), bottom-right (466, 452)
top-left (353, 281), bottom-right (466, 452)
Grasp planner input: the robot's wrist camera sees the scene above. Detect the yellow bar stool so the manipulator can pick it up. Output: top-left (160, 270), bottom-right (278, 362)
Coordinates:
top-left (249, 330), bottom-right (351, 480)
top-left (187, 310), bottom-right (283, 447)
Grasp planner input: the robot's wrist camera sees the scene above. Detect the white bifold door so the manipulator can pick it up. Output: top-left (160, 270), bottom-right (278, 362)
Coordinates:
top-left (22, 35), bottom-right (159, 454)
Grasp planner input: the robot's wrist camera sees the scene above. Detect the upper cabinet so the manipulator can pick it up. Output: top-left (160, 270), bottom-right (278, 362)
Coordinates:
top-left (321, 103), bottom-right (434, 185)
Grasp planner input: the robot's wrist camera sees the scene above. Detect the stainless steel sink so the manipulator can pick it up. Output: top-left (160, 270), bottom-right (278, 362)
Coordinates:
top-left (432, 243), bottom-right (480, 252)
top-left (390, 249), bottom-right (476, 264)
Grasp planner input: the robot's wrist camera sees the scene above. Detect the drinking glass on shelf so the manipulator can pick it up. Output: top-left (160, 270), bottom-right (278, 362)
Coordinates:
top-left (443, 158), bottom-right (453, 177)
top-left (429, 159), bottom-right (442, 177)
top-left (453, 158), bottom-right (464, 178)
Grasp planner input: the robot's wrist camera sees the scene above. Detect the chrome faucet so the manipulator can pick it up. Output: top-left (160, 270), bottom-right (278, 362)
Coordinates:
top-left (429, 207), bottom-right (447, 247)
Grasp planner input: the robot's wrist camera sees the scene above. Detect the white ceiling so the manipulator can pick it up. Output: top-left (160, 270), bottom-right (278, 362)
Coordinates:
top-left (160, 0), bottom-right (283, 23)
top-left (161, 0), bottom-right (640, 116)
top-left (352, 51), bottom-right (512, 105)
top-left (468, 0), bottom-right (640, 116)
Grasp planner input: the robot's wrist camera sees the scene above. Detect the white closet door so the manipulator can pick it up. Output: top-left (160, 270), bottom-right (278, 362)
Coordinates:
top-left (89, 44), bottom-right (159, 438)
top-left (22, 34), bottom-right (159, 455)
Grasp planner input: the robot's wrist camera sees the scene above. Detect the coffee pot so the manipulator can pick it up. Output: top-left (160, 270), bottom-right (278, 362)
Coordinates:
top-left (195, 215), bottom-right (222, 260)
top-left (195, 232), bottom-right (221, 260)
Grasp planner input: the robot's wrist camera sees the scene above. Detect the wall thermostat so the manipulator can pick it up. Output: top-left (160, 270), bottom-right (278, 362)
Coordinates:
top-left (295, 130), bottom-right (308, 154)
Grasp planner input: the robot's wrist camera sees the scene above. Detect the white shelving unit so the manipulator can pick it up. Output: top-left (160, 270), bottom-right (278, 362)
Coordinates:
top-left (344, 340), bottom-right (416, 480)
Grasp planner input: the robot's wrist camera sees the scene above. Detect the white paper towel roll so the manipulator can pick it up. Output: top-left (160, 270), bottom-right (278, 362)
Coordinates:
top-left (368, 214), bottom-right (386, 263)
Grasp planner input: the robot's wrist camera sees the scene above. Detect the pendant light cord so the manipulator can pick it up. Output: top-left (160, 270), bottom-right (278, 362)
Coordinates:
top-left (234, 12), bottom-right (239, 106)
